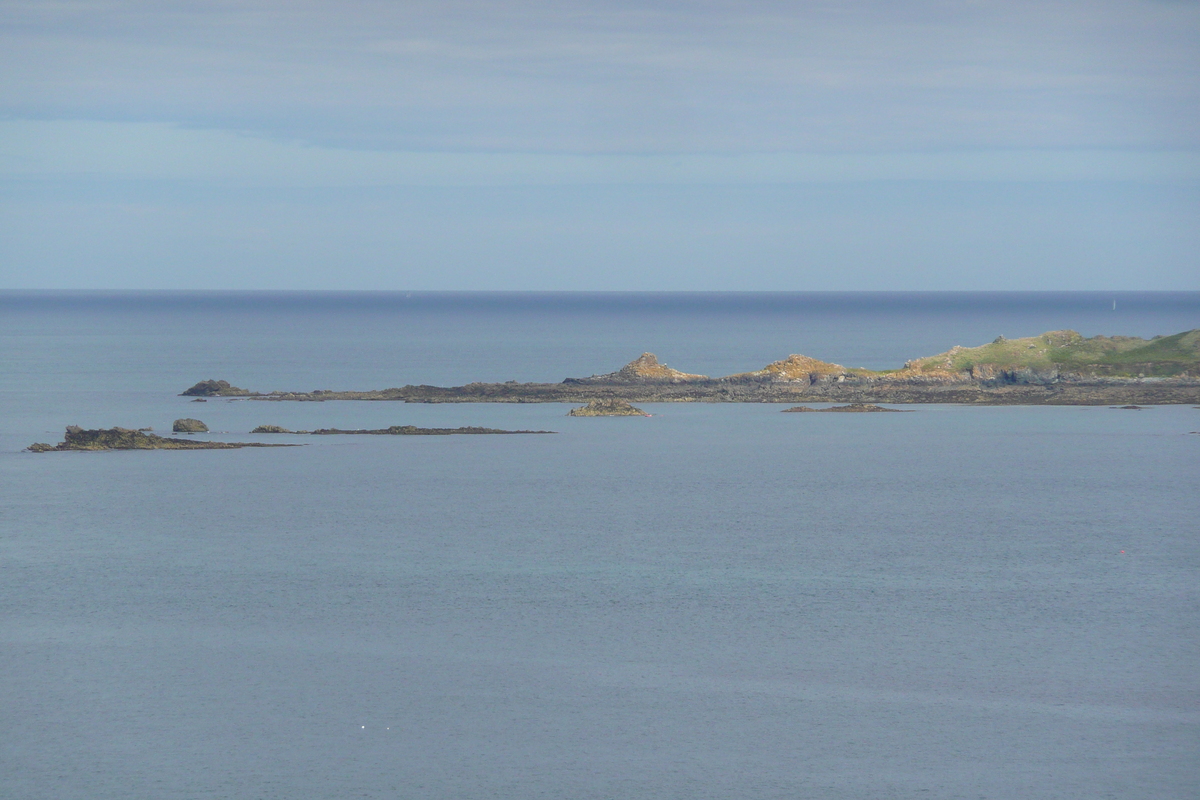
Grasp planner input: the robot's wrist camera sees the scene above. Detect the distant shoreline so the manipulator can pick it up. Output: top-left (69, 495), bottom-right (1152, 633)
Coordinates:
top-left (182, 329), bottom-right (1200, 406)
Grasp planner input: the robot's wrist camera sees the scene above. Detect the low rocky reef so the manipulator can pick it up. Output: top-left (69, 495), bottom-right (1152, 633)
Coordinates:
top-left (783, 404), bottom-right (909, 413)
top-left (253, 424), bottom-right (555, 435)
top-left (173, 418), bottom-right (208, 432)
top-left (182, 328), bottom-right (1200, 406)
top-left (28, 426), bottom-right (296, 452)
top-left (567, 399), bottom-right (648, 416)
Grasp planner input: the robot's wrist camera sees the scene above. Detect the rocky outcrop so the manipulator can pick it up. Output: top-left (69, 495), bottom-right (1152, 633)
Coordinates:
top-left (181, 380), bottom-right (252, 397)
top-left (729, 354), bottom-right (855, 385)
top-left (568, 399), bottom-right (648, 416)
top-left (172, 418), bottom-right (208, 433)
top-left (28, 426), bottom-right (295, 452)
top-left (566, 353), bottom-right (707, 384)
top-left (783, 404), bottom-right (908, 412)
top-left (251, 424), bottom-right (294, 433)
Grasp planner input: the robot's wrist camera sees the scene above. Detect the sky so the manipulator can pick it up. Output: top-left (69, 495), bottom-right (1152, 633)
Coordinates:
top-left (1, 0), bottom-right (1198, 290)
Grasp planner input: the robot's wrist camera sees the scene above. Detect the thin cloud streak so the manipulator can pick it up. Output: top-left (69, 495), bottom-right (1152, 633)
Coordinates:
top-left (4, 121), bottom-right (1199, 187)
top-left (2, 0), bottom-right (1197, 152)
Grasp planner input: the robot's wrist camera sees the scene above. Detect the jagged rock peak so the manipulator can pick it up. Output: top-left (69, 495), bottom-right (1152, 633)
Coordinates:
top-left (561, 353), bottom-right (710, 384)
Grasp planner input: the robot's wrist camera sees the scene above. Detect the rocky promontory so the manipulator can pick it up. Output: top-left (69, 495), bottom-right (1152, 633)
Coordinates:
top-left (567, 399), bottom-right (649, 416)
top-left (182, 328), bottom-right (1200, 406)
top-left (28, 426), bottom-right (296, 452)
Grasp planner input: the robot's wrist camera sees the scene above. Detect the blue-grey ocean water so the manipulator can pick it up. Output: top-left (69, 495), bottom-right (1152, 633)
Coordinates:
top-left (2, 292), bottom-right (1198, 800)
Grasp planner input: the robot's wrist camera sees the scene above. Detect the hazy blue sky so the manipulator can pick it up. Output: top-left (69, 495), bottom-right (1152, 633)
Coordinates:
top-left (2, 0), bottom-right (1198, 290)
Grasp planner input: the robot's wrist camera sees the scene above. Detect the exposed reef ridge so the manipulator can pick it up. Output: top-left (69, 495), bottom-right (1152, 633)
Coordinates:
top-left (182, 329), bottom-right (1200, 406)
top-left (28, 426), bottom-right (296, 452)
top-left (253, 425), bottom-right (555, 435)
top-left (567, 399), bottom-right (649, 416)
top-left (783, 404), bottom-right (909, 413)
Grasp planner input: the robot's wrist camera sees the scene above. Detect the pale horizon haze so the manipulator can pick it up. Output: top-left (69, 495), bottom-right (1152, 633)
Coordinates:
top-left (1, 0), bottom-right (1198, 290)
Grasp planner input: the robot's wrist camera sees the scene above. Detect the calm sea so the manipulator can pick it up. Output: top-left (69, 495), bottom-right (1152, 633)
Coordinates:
top-left (2, 292), bottom-right (1198, 800)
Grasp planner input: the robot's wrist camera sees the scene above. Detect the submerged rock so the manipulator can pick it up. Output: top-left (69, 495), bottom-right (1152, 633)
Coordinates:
top-left (173, 418), bottom-right (209, 432)
top-left (28, 426), bottom-right (295, 452)
top-left (567, 399), bottom-right (648, 416)
top-left (308, 425), bottom-right (555, 435)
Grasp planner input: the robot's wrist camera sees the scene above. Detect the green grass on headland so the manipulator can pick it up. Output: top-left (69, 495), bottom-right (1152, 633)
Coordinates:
top-left (906, 329), bottom-right (1200, 377)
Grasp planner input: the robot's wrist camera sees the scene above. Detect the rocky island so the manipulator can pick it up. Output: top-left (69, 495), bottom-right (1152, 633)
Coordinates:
top-left (182, 379), bottom-right (251, 397)
top-left (28, 426), bottom-right (297, 452)
top-left (182, 329), bottom-right (1200, 406)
